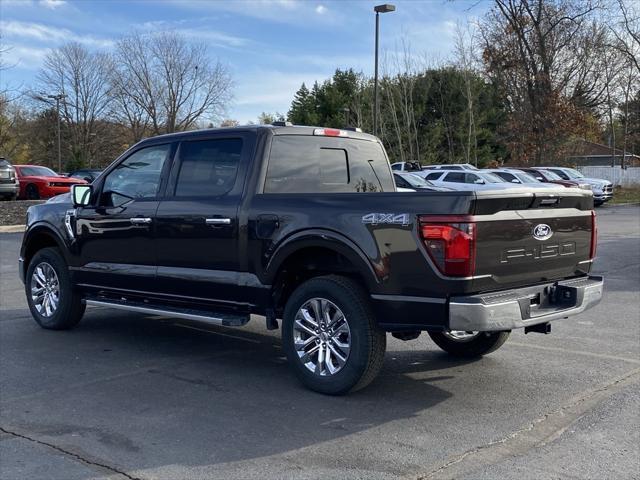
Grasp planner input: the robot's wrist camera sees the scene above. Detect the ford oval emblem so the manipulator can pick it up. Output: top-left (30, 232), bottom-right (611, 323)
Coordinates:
top-left (533, 224), bottom-right (553, 241)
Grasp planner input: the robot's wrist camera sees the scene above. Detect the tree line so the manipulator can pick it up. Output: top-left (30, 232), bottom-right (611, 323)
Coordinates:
top-left (1, 31), bottom-right (231, 171)
top-left (287, 0), bottom-right (639, 167)
top-left (0, 0), bottom-right (638, 171)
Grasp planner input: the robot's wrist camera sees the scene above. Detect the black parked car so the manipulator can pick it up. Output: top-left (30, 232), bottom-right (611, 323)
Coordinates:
top-left (393, 172), bottom-right (453, 192)
top-left (19, 124), bottom-right (603, 394)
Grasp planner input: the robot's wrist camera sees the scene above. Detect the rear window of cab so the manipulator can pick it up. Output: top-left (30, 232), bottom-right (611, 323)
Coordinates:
top-left (264, 136), bottom-right (394, 193)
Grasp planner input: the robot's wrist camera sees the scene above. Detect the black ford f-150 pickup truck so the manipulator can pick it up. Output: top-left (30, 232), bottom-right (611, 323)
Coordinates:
top-left (19, 125), bottom-right (603, 394)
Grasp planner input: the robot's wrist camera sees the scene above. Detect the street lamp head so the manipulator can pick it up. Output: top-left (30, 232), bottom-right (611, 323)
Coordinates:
top-left (374, 3), bottom-right (395, 13)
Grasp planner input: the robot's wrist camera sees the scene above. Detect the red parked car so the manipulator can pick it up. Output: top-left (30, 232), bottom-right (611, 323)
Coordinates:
top-left (14, 165), bottom-right (87, 200)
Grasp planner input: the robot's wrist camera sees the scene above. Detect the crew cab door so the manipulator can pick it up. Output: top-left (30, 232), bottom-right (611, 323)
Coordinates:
top-left (154, 133), bottom-right (253, 308)
top-left (72, 143), bottom-right (175, 292)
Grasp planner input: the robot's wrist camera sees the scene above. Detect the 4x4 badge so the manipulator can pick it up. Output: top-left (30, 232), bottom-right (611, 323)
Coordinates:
top-left (533, 224), bottom-right (553, 241)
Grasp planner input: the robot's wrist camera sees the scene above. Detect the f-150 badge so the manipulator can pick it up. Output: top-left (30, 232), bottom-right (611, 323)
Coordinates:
top-left (362, 213), bottom-right (411, 226)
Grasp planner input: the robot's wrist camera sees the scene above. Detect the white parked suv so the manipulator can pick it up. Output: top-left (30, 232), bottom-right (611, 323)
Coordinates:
top-left (539, 167), bottom-right (613, 205)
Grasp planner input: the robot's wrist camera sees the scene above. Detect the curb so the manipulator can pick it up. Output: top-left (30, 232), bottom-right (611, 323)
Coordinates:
top-left (0, 225), bottom-right (26, 233)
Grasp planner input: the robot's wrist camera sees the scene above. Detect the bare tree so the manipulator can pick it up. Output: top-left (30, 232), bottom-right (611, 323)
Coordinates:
top-left (480, 0), bottom-right (603, 164)
top-left (455, 23), bottom-right (481, 166)
top-left (111, 31), bottom-right (232, 137)
top-left (36, 42), bottom-right (112, 167)
top-left (610, 0), bottom-right (640, 74)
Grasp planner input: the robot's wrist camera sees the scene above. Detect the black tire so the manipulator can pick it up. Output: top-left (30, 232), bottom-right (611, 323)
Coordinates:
top-left (25, 247), bottom-right (85, 330)
top-left (428, 330), bottom-right (510, 357)
top-left (26, 184), bottom-right (40, 200)
top-left (282, 275), bottom-right (386, 395)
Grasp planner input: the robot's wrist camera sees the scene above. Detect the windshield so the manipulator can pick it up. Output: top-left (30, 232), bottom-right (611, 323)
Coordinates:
top-left (514, 171), bottom-right (540, 183)
top-left (402, 173), bottom-right (432, 187)
top-left (19, 166), bottom-right (58, 177)
top-left (540, 169), bottom-right (562, 180)
top-left (563, 168), bottom-right (584, 179)
top-left (478, 172), bottom-right (505, 183)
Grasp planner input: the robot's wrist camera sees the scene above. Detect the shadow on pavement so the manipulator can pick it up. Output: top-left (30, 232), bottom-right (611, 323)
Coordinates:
top-left (0, 307), bottom-right (475, 470)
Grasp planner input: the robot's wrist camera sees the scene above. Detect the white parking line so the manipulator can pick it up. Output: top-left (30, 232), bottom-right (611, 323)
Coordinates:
top-left (508, 341), bottom-right (640, 364)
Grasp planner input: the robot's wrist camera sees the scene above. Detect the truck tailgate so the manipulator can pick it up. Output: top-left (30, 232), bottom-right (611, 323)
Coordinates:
top-left (471, 190), bottom-right (594, 291)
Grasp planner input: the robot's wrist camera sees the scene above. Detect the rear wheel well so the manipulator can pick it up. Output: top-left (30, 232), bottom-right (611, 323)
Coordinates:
top-left (24, 231), bottom-right (61, 270)
top-left (271, 247), bottom-right (370, 316)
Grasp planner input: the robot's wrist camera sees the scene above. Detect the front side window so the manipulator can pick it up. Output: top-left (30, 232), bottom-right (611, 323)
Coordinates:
top-left (175, 138), bottom-right (242, 197)
top-left (426, 172), bottom-right (443, 181)
top-left (102, 144), bottom-right (170, 203)
top-left (265, 136), bottom-right (393, 193)
top-left (549, 169), bottom-right (569, 180)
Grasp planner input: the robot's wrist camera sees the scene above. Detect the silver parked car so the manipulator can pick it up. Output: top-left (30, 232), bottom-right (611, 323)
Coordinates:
top-left (0, 158), bottom-right (19, 200)
top-left (539, 167), bottom-right (613, 205)
top-left (422, 169), bottom-right (538, 191)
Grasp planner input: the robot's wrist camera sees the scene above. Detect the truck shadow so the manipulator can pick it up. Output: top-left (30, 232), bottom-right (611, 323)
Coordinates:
top-left (0, 307), bottom-right (485, 471)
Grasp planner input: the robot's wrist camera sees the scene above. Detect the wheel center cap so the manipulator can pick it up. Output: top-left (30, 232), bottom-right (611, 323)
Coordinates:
top-left (320, 332), bottom-right (329, 342)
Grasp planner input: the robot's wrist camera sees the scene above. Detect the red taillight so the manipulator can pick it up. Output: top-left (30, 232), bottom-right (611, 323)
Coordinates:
top-left (419, 215), bottom-right (476, 277)
top-left (590, 211), bottom-right (597, 259)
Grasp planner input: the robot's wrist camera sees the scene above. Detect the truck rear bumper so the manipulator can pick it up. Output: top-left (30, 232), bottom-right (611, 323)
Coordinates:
top-left (449, 275), bottom-right (603, 331)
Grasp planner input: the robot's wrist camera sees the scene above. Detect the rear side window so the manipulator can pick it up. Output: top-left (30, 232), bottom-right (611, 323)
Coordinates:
top-left (495, 172), bottom-right (515, 182)
top-left (264, 136), bottom-right (393, 193)
top-left (175, 138), bottom-right (242, 197)
top-left (444, 172), bottom-right (466, 183)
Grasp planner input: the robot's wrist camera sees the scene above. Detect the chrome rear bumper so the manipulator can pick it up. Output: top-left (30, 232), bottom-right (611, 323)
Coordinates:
top-left (449, 276), bottom-right (603, 331)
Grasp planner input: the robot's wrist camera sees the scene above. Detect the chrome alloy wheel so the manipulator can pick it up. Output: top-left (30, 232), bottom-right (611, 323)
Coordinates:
top-left (442, 330), bottom-right (480, 342)
top-left (30, 262), bottom-right (60, 317)
top-left (293, 298), bottom-right (351, 376)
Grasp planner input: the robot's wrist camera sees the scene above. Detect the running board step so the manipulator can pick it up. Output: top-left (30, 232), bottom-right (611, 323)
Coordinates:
top-left (85, 299), bottom-right (249, 327)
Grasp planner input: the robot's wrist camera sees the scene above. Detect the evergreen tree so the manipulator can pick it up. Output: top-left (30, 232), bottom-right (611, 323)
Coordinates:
top-left (288, 83), bottom-right (318, 125)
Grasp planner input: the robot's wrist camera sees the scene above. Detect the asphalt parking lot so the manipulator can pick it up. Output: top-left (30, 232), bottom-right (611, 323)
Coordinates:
top-left (1, 205), bottom-right (638, 480)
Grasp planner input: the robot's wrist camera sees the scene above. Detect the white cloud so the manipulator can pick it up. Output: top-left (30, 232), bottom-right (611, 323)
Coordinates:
top-left (139, 21), bottom-right (250, 49)
top-left (0, 20), bottom-right (113, 48)
top-left (166, 0), bottom-right (343, 26)
top-left (1, 45), bottom-right (49, 69)
top-left (39, 0), bottom-right (66, 9)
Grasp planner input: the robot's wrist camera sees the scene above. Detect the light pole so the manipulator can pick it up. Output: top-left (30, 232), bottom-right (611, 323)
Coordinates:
top-left (47, 94), bottom-right (66, 173)
top-left (373, 3), bottom-right (395, 138)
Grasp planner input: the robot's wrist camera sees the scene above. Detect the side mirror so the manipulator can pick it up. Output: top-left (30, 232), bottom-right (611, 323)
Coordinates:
top-left (511, 179), bottom-right (521, 183)
top-left (72, 184), bottom-right (92, 207)
top-left (474, 179), bottom-right (485, 184)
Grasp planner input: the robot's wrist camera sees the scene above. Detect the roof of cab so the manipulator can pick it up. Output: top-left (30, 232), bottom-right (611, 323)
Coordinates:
top-left (138, 124), bottom-right (379, 144)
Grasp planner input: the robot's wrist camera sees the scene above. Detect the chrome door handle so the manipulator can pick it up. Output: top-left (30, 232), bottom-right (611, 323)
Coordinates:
top-left (205, 218), bottom-right (232, 225)
top-left (130, 217), bottom-right (152, 225)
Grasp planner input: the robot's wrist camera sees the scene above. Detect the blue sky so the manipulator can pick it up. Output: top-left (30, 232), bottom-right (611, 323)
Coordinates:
top-left (0, 0), bottom-right (491, 123)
